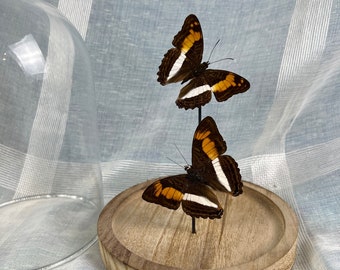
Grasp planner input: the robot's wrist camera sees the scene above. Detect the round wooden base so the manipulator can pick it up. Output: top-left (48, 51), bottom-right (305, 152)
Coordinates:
top-left (98, 180), bottom-right (298, 270)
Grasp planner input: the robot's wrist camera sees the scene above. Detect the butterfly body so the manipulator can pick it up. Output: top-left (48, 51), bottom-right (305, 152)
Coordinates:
top-left (180, 61), bottom-right (209, 85)
top-left (142, 116), bottom-right (243, 219)
top-left (157, 14), bottom-right (250, 110)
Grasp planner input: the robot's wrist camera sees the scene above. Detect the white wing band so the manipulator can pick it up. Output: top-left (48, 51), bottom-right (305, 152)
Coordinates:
top-left (168, 52), bottom-right (186, 79)
top-left (183, 193), bottom-right (218, 208)
top-left (212, 158), bottom-right (231, 192)
top-left (182, 84), bottom-right (210, 99)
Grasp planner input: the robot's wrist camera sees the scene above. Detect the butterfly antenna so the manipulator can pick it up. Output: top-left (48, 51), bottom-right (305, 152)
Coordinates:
top-left (207, 39), bottom-right (221, 62)
top-left (174, 143), bottom-right (190, 166)
top-left (166, 156), bottom-right (185, 169)
top-left (210, 57), bottom-right (234, 65)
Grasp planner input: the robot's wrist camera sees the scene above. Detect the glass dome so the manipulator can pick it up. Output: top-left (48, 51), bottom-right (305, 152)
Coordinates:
top-left (0, 0), bottom-right (103, 268)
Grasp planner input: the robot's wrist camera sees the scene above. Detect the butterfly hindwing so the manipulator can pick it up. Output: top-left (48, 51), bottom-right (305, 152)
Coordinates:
top-left (198, 155), bottom-right (243, 195)
top-left (218, 155), bottom-right (243, 195)
top-left (157, 14), bottom-right (203, 85)
top-left (157, 48), bottom-right (188, 85)
top-left (175, 74), bottom-right (213, 109)
top-left (176, 70), bottom-right (250, 110)
top-left (182, 179), bottom-right (223, 219)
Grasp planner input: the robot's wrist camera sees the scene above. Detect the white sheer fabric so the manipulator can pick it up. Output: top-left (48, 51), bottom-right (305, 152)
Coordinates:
top-left (2, 0), bottom-right (339, 269)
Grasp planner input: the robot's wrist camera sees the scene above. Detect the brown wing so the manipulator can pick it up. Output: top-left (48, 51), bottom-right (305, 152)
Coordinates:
top-left (142, 175), bottom-right (187, 210)
top-left (197, 155), bottom-right (243, 194)
top-left (157, 14), bottom-right (204, 85)
top-left (176, 69), bottom-right (250, 110)
top-left (188, 116), bottom-right (243, 194)
top-left (218, 155), bottom-right (243, 195)
top-left (181, 179), bottom-right (223, 219)
top-left (175, 73), bottom-right (212, 109)
top-left (205, 69), bottom-right (250, 102)
top-left (142, 175), bottom-right (223, 219)
top-left (191, 116), bottom-right (227, 168)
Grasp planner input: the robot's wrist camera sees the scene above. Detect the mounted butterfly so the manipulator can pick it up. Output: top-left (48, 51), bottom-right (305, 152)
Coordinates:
top-left (142, 116), bottom-right (243, 220)
top-left (157, 14), bottom-right (250, 110)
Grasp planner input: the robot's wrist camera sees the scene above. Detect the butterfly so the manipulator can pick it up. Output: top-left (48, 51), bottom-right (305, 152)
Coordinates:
top-left (142, 116), bottom-right (243, 219)
top-left (157, 14), bottom-right (250, 110)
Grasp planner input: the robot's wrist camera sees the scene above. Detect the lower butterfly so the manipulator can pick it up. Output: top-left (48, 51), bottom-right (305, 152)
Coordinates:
top-left (142, 116), bottom-right (243, 219)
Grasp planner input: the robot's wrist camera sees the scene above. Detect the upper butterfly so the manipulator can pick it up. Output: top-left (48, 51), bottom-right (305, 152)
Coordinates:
top-left (157, 14), bottom-right (250, 110)
top-left (142, 116), bottom-right (243, 219)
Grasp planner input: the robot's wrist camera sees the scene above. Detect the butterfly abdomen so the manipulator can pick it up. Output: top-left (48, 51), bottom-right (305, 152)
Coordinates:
top-left (193, 62), bottom-right (209, 77)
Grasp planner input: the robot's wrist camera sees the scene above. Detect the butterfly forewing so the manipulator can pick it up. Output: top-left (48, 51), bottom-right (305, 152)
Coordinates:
top-left (157, 14), bottom-right (204, 85)
top-left (191, 116), bottom-right (227, 168)
top-left (172, 14), bottom-right (203, 59)
top-left (142, 175), bottom-right (187, 210)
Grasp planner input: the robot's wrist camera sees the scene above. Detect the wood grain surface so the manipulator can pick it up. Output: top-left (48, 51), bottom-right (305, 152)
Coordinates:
top-left (98, 180), bottom-right (298, 270)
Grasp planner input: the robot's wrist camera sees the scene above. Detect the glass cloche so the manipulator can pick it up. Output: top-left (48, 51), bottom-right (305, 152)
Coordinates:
top-left (0, 0), bottom-right (103, 268)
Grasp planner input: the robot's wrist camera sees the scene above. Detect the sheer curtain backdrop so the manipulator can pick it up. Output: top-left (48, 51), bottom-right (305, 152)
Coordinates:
top-left (1, 0), bottom-right (339, 269)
